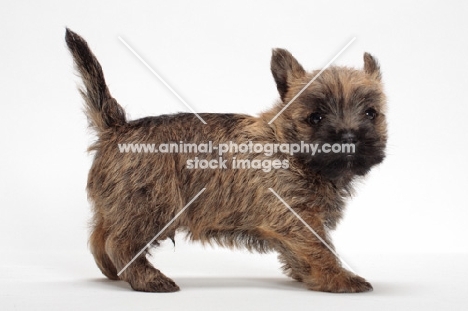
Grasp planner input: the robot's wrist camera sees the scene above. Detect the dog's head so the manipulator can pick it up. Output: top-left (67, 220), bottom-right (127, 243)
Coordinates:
top-left (269, 49), bottom-right (387, 180)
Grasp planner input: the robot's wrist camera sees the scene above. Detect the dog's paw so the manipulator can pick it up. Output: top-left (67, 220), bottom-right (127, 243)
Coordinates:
top-left (307, 273), bottom-right (373, 293)
top-left (338, 275), bottom-right (373, 293)
top-left (130, 276), bottom-right (180, 293)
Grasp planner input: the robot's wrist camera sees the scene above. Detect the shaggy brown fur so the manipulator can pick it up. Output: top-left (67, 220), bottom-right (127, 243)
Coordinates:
top-left (66, 28), bottom-right (387, 293)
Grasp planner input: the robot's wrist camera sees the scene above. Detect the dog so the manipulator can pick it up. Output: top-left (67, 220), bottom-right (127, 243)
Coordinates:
top-left (66, 28), bottom-right (387, 293)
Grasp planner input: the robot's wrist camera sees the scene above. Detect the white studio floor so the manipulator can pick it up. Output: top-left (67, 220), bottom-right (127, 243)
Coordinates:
top-left (1, 245), bottom-right (467, 311)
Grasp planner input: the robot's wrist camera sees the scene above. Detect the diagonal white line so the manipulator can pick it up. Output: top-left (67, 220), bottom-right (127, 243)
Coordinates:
top-left (268, 37), bottom-right (356, 124)
top-left (118, 36), bottom-right (207, 125)
top-left (268, 188), bottom-right (356, 274)
top-left (117, 188), bottom-right (206, 276)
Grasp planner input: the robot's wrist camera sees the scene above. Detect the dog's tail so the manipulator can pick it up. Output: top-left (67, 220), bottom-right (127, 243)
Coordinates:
top-left (65, 28), bottom-right (126, 133)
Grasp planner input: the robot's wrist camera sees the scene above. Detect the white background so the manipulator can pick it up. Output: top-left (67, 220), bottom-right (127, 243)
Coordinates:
top-left (1, 1), bottom-right (467, 310)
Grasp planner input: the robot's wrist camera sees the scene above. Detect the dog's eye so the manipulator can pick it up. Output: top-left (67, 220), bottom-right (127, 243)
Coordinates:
top-left (307, 112), bottom-right (323, 125)
top-left (365, 108), bottom-right (377, 120)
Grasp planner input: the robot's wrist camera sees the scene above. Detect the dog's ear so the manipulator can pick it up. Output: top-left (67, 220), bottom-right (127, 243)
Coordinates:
top-left (363, 52), bottom-right (381, 81)
top-left (271, 48), bottom-right (306, 101)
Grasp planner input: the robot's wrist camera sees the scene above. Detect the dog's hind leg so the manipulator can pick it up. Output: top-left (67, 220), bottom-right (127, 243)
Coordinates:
top-left (89, 219), bottom-right (119, 280)
top-left (105, 229), bottom-right (180, 292)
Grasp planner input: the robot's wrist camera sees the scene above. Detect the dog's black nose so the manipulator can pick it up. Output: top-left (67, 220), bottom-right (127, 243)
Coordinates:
top-left (341, 131), bottom-right (357, 144)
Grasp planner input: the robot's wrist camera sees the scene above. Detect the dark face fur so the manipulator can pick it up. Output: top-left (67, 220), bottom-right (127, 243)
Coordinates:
top-left (270, 49), bottom-right (387, 180)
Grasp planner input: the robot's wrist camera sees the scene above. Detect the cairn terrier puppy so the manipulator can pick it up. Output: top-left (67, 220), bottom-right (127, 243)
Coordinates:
top-left (66, 28), bottom-right (386, 293)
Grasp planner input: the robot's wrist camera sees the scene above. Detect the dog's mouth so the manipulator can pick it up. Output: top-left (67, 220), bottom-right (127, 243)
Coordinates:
top-left (297, 143), bottom-right (385, 180)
